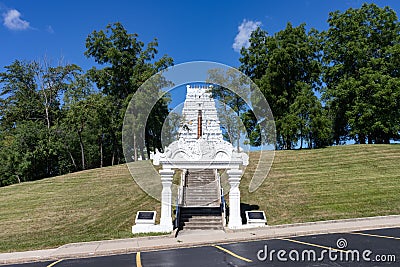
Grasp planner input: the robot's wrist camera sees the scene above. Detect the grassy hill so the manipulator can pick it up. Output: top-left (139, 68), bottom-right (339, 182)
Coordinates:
top-left (1, 144), bottom-right (399, 252)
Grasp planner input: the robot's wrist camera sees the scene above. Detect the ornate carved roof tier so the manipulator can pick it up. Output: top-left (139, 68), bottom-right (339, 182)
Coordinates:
top-left (179, 85), bottom-right (223, 142)
top-left (152, 84), bottom-right (248, 169)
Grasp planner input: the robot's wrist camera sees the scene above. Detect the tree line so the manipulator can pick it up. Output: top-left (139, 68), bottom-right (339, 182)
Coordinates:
top-left (1, 3), bottom-right (399, 186)
top-left (239, 3), bottom-right (400, 149)
top-left (0, 23), bottom-right (172, 186)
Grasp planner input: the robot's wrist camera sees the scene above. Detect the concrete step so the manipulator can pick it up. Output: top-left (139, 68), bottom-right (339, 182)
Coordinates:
top-left (180, 215), bottom-right (222, 220)
top-left (184, 192), bottom-right (219, 197)
top-left (185, 186), bottom-right (217, 190)
top-left (185, 192), bottom-right (218, 195)
top-left (184, 197), bottom-right (219, 201)
top-left (181, 218), bottom-right (222, 224)
top-left (180, 224), bottom-right (223, 230)
top-left (185, 198), bottom-right (219, 203)
top-left (185, 195), bottom-right (218, 199)
top-left (180, 169), bottom-right (223, 226)
top-left (186, 184), bottom-right (217, 188)
top-left (184, 201), bottom-right (219, 206)
top-left (179, 216), bottom-right (223, 230)
top-left (180, 207), bottom-right (221, 215)
top-left (184, 203), bottom-right (220, 208)
top-left (187, 180), bottom-right (216, 184)
top-left (179, 219), bottom-right (222, 230)
top-left (185, 195), bottom-right (218, 198)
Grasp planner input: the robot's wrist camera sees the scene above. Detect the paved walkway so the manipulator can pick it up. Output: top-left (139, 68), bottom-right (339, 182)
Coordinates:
top-left (1, 215), bottom-right (400, 265)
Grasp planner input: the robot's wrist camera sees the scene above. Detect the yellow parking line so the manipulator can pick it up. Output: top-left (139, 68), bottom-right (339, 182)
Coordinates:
top-left (136, 252), bottom-right (142, 267)
top-left (279, 238), bottom-right (348, 253)
top-left (213, 245), bottom-right (253, 263)
top-left (351, 232), bottom-right (400, 240)
top-left (47, 259), bottom-right (63, 267)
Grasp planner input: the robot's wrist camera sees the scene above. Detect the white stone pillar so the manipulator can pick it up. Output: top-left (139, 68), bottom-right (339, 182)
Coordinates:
top-left (159, 168), bottom-right (174, 232)
top-left (227, 169), bottom-right (243, 229)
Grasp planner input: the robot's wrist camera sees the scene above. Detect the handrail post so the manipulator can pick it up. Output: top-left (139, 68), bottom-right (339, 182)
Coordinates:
top-left (216, 170), bottom-right (227, 227)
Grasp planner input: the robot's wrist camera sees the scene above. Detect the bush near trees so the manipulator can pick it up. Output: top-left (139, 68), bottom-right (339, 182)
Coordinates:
top-left (1, 4), bottom-right (400, 186)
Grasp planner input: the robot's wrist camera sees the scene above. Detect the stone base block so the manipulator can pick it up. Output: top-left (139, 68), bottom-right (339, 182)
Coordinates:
top-left (132, 224), bottom-right (173, 234)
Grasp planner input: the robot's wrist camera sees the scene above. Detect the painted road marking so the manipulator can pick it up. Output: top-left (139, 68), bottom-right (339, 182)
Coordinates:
top-left (136, 252), bottom-right (142, 267)
top-left (213, 245), bottom-right (253, 263)
top-left (351, 232), bottom-right (400, 240)
top-left (47, 259), bottom-right (63, 267)
top-left (279, 238), bottom-right (348, 253)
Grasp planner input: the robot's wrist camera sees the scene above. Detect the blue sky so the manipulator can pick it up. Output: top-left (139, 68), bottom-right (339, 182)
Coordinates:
top-left (2, 0), bottom-right (400, 73)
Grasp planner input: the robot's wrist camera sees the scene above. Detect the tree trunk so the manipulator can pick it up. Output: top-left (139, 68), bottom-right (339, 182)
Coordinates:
top-left (146, 139), bottom-right (151, 159)
top-left (133, 132), bottom-right (138, 161)
top-left (45, 106), bottom-right (51, 129)
top-left (299, 130), bottom-right (303, 149)
top-left (68, 150), bottom-right (77, 170)
top-left (359, 134), bottom-right (366, 144)
top-left (78, 130), bottom-right (85, 170)
top-left (237, 127), bottom-right (240, 153)
top-left (99, 134), bottom-right (103, 168)
top-left (15, 174), bottom-right (21, 184)
top-left (140, 145), bottom-right (145, 160)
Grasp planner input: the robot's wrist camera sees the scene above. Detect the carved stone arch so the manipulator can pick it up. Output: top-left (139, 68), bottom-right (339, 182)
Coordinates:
top-left (171, 149), bottom-right (189, 160)
top-left (215, 150), bottom-right (230, 161)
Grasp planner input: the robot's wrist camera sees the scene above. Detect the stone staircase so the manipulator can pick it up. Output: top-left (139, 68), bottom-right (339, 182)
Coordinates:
top-left (179, 207), bottom-right (223, 230)
top-left (184, 169), bottom-right (220, 207)
top-left (178, 169), bottom-right (223, 231)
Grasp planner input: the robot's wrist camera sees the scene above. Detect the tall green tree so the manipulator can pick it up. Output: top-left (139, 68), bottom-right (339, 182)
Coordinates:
top-left (207, 68), bottom-right (249, 151)
top-left (322, 3), bottom-right (400, 144)
top-left (0, 60), bottom-right (82, 184)
top-left (62, 93), bottom-right (114, 170)
top-left (240, 23), bottom-right (329, 149)
top-left (85, 22), bottom-right (173, 161)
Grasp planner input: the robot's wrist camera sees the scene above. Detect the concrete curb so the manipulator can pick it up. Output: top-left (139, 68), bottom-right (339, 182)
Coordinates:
top-left (1, 214), bottom-right (400, 265)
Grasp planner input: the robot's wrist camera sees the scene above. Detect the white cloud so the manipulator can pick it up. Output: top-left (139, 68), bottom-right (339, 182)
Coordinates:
top-left (3, 9), bottom-right (30, 30)
top-left (46, 25), bottom-right (54, 34)
top-left (232, 19), bottom-right (261, 52)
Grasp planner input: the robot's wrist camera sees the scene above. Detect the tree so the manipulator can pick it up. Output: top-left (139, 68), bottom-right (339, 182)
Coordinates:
top-left (62, 93), bottom-right (114, 170)
top-left (0, 60), bottom-right (82, 185)
top-left (289, 83), bottom-right (332, 148)
top-left (322, 3), bottom-right (400, 144)
top-left (207, 68), bottom-right (249, 151)
top-left (240, 23), bottom-right (327, 149)
top-left (85, 22), bottom-right (173, 161)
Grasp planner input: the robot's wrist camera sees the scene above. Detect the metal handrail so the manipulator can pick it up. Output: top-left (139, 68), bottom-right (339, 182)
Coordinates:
top-left (216, 170), bottom-right (227, 226)
top-left (175, 189), bottom-right (180, 229)
top-left (221, 188), bottom-right (227, 226)
top-left (175, 169), bottom-right (187, 229)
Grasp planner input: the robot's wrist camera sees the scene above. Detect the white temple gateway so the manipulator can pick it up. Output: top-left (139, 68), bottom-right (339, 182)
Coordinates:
top-left (134, 84), bottom-right (249, 233)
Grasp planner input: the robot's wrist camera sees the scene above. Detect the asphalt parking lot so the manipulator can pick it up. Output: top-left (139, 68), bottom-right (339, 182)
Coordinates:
top-left (4, 227), bottom-right (400, 267)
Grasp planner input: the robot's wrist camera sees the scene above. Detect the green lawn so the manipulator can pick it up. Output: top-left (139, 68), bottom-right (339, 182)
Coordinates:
top-left (0, 144), bottom-right (399, 252)
top-left (240, 144), bottom-right (400, 225)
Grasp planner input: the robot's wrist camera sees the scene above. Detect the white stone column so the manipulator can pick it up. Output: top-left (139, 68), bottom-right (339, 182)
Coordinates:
top-left (227, 169), bottom-right (243, 229)
top-left (159, 168), bottom-right (174, 232)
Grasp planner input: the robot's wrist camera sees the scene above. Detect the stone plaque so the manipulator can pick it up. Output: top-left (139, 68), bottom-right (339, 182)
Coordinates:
top-left (245, 211), bottom-right (267, 225)
top-left (137, 211), bottom-right (155, 220)
top-left (135, 211), bottom-right (156, 224)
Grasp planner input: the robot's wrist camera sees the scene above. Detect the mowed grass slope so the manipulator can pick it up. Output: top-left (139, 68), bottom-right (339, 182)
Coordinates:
top-left (0, 144), bottom-right (399, 252)
top-left (0, 162), bottom-right (161, 252)
top-left (241, 144), bottom-right (400, 225)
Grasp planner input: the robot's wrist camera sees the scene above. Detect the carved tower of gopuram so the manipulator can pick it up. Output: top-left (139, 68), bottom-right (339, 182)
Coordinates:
top-left (178, 84), bottom-right (223, 142)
